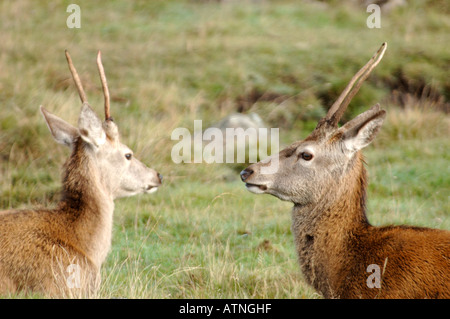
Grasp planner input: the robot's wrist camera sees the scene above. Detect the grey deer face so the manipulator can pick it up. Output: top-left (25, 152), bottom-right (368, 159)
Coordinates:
top-left (40, 50), bottom-right (162, 200)
top-left (41, 103), bottom-right (162, 199)
top-left (240, 43), bottom-right (388, 207)
top-left (240, 104), bottom-right (386, 205)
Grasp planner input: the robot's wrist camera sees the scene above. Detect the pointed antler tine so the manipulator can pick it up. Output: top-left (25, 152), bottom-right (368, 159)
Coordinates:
top-left (65, 50), bottom-right (88, 104)
top-left (322, 42), bottom-right (387, 128)
top-left (96, 50), bottom-right (111, 121)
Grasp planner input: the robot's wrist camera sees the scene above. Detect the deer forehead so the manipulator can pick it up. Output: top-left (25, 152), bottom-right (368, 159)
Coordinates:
top-left (98, 140), bottom-right (131, 157)
top-left (285, 140), bottom-right (327, 156)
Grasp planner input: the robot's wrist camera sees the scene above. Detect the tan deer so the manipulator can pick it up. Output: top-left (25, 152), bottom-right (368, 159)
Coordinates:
top-left (0, 51), bottom-right (162, 297)
top-left (240, 43), bottom-right (450, 299)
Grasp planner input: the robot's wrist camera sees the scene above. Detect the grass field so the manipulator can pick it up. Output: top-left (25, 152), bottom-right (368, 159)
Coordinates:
top-left (0, 0), bottom-right (448, 298)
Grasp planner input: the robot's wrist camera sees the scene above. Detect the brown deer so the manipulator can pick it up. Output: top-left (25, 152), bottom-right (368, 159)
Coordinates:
top-left (240, 43), bottom-right (450, 299)
top-left (0, 51), bottom-right (162, 297)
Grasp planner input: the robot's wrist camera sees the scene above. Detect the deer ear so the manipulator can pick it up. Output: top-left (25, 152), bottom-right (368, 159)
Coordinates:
top-left (78, 102), bottom-right (106, 148)
top-left (341, 109), bottom-right (386, 155)
top-left (40, 106), bottom-right (78, 147)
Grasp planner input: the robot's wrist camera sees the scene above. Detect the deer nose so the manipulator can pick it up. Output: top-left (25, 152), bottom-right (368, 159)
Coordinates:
top-left (240, 168), bottom-right (253, 182)
top-left (157, 173), bottom-right (163, 184)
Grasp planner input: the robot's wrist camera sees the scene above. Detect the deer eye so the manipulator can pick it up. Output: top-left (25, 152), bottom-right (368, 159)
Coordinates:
top-left (125, 153), bottom-right (133, 160)
top-left (299, 152), bottom-right (313, 161)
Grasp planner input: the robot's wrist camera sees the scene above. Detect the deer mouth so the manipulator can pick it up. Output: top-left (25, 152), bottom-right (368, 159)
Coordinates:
top-left (145, 185), bottom-right (159, 194)
top-left (245, 183), bottom-right (268, 194)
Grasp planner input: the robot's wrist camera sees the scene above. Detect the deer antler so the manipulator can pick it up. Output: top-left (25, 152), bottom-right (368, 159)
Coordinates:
top-left (96, 51), bottom-right (112, 121)
top-left (65, 50), bottom-right (88, 104)
top-left (318, 42), bottom-right (387, 129)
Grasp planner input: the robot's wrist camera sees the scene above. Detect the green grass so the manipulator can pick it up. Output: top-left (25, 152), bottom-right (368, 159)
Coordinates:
top-left (0, 0), bottom-right (448, 298)
top-left (101, 180), bottom-right (316, 298)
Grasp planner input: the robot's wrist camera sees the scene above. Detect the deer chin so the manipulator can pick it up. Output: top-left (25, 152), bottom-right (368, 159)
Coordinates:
top-left (144, 186), bottom-right (159, 194)
top-left (245, 183), bottom-right (268, 194)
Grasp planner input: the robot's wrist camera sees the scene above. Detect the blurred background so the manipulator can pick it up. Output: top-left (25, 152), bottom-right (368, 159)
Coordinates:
top-left (0, 0), bottom-right (448, 298)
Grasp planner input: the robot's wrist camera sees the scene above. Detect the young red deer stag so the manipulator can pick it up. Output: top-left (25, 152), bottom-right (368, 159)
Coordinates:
top-left (240, 43), bottom-right (450, 299)
top-left (0, 51), bottom-right (162, 297)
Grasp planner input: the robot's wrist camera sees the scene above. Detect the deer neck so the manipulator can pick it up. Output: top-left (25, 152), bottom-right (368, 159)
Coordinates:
top-left (291, 152), bottom-right (370, 297)
top-left (58, 138), bottom-right (115, 268)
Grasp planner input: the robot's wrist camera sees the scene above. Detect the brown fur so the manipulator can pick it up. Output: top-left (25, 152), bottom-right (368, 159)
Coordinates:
top-left (0, 138), bottom-right (111, 297)
top-left (0, 52), bottom-right (161, 297)
top-left (291, 153), bottom-right (450, 298)
top-left (241, 44), bottom-right (449, 298)
top-left (241, 108), bottom-right (449, 298)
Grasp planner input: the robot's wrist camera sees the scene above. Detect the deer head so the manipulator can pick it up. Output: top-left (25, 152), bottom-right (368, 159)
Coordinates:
top-left (41, 51), bottom-right (162, 199)
top-left (240, 43), bottom-right (387, 206)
